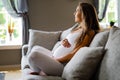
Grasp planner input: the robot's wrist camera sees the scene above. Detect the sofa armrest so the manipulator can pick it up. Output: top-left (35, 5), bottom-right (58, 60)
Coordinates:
top-left (22, 44), bottom-right (29, 56)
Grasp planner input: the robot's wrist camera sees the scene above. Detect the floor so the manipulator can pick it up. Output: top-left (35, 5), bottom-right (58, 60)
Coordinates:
top-left (1, 70), bottom-right (22, 80)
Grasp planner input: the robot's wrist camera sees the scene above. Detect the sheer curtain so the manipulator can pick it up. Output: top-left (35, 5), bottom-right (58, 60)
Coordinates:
top-left (2, 0), bottom-right (30, 44)
top-left (94, 0), bottom-right (110, 21)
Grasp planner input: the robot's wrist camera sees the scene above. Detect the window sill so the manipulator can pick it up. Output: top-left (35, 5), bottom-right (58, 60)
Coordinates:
top-left (0, 45), bottom-right (22, 50)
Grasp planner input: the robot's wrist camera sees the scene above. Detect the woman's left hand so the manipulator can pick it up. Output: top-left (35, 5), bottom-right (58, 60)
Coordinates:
top-left (62, 39), bottom-right (71, 48)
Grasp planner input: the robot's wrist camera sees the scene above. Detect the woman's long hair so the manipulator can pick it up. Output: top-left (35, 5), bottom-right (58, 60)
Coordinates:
top-left (79, 2), bottom-right (100, 32)
top-left (73, 2), bottom-right (100, 49)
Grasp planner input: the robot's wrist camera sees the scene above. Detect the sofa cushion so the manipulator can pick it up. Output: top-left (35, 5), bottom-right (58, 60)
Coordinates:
top-left (22, 69), bottom-right (64, 80)
top-left (90, 30), bottom-right (109, 47)
top-left (98, 26), bottom-right (120, 80)
top-left (62, 47), bottom-right (105, 80)
top-left (25, 75), bottom-right (63, 80)
top-left (28, 29), bottom-right (61, 53)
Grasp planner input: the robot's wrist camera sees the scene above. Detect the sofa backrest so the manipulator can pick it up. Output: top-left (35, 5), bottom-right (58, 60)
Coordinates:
top-left (97, 26), bottom-right (120, 80)
top-left (89, 29), bottom-right (110, 80)
top-left (90, 26), bottom-right (120, 80)
top-left (28, 29), bottom-right (62, 54)
top-left (89, 30), bottom-right (109, 47)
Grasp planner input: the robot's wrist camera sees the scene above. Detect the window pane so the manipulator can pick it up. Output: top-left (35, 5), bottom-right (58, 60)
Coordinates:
top-left (108, 12), bottom-right (115, 22)
top-left (0, 1), bottom-right (22, 46)
top-left (0, 13), bottom-right (6, 24)
top-left (99, 0), bottom-right (118, 28)
top-left (0, 28), bottom-right (6, 44)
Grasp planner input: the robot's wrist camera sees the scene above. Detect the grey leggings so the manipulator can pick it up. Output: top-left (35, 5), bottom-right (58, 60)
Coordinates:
top-left (28, 46), bottom-right (64, 76)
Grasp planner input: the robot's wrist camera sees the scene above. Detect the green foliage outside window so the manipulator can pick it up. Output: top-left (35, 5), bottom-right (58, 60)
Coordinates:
top-left (100, 0), bottom-right (117, 26)
top-left (0, 1), bottom-right (6, 24)
top-left (0, 13), bottom-right (6, 24)
top-left (0, 29), bottom-right (6, 39)
top-left (0, 0), bottom-right (22, 45)
top-left (108, 12), bottom-right (115, 22)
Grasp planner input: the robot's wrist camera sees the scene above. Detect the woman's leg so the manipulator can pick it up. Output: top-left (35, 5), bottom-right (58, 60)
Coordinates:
top-left (28, 46), bottom-right (64, 76)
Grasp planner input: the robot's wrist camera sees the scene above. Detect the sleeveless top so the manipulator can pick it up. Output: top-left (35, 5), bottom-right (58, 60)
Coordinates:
top-left (53, 29), bottom-right (83, 58)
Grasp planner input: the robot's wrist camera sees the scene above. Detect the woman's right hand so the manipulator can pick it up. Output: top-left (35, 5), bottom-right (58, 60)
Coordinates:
top-left (61, 39), bottom-right (71, 48)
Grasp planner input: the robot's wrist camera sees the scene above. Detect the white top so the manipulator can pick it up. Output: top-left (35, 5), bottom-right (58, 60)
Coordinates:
top-left (53, 29), bottom-right (83, 58)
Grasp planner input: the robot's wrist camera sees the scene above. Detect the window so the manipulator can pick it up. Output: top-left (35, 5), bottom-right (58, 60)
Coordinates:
top-left (0, 1), bottom-right (22, 46)
top-left (99, 0), bottom-right (118, 28)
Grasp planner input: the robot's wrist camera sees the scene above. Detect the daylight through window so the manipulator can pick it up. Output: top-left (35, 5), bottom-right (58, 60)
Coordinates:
top-left (0, 1), bottom-right (22, 46)
top-left (99, 0), bottom-right (118, 28)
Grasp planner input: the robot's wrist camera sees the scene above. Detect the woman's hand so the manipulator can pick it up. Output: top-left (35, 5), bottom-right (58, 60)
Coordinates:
top-left (61, 39), bottom-right (71, 48)
top-left (53, 53), bottom-right (73, 63)
top-left (53, 57), bottom-right (61, 61)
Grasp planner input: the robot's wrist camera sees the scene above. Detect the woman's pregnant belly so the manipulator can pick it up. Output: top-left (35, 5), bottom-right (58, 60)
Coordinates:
top-left (53, 45), bottom-right (74, 58)
top-left (53, 30), bottom-right (82, 58)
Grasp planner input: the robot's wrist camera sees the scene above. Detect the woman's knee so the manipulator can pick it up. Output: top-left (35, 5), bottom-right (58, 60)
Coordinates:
top-left (28, 50), bottom-right (39, 62)
top-left (31, 45), bottom-right (41, 52)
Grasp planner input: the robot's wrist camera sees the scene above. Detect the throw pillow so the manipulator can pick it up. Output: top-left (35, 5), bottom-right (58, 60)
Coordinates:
top-left (98, 26), bottom-right (120, 80)
top-left (62, 47), bottom-right (105, 80)
top-left (90, 30), bottom-right (109, 47)
top-left (28, 29), bottom-right (62, 53)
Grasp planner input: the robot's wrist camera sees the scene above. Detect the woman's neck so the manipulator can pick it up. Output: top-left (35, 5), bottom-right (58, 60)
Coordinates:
top-left (79, 22), bottom-right (87, 32)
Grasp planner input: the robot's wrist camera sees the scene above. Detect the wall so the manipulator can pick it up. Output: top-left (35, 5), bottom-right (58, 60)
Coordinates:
top-left (0, 48), bottom-right (21, 70)
top-left (0, 49), bottom-right (21, 65)
top-left (28, 0), bottom-right (93, 31)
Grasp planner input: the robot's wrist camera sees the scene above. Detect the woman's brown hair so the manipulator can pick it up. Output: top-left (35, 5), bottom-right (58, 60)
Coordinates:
top-left (79, 2), bottom-right (100, 32)
top-left (73, 2), bottom-right (100, 49)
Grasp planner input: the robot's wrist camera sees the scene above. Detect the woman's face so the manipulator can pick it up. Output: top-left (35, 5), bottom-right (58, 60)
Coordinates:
top-left (74, 6), bottom-right (83, 23)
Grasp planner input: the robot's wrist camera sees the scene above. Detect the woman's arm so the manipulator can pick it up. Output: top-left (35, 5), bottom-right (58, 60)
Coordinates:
top-left (54, 30), bottom-right (95, 63)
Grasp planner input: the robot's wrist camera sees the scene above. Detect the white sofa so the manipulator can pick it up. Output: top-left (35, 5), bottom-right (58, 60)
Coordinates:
top-left (21, 24), bottom-right (120, 80)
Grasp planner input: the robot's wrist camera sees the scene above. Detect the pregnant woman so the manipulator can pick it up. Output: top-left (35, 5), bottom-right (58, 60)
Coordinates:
top-left (27, 2), bottom-right (100, 76)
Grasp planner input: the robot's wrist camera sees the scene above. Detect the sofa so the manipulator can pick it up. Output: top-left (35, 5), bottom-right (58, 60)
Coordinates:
top-left (21, 24), bottom-right (120, 80)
